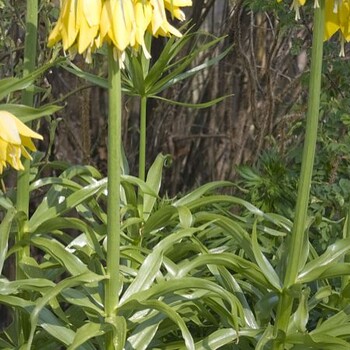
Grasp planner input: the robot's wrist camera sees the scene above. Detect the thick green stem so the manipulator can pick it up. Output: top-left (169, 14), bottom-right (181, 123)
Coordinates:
top-left (16, 0), bottom-right (38, 260)
top-left (138, 96), bottom-right (147, 182)
top-left (273, 2), bottom-right (325, 348)
top-left (14, 0), bottom-right (38, 343)
top-left (284, 0), bottom-right (325, 289)
top-left (105, 47), bottom-right (122, 350)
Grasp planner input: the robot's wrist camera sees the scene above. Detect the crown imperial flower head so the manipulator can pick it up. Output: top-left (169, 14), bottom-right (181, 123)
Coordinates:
top-left (0, 111), bottom-right (43, 174)
top-left (48, 0), bottom-right (192, 63)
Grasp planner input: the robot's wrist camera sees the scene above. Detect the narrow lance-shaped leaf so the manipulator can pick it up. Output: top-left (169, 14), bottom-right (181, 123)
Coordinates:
top-left (0, 60), bottom-right (62, 100)
top-left (298, 238), bottom-right (350, 282)
top-left (1, 103), bottom-right (63, 122)
top-left (143, 154), bottom-right (170, 220)
top-left (27, 272), bottom-right (106, 349)
top-left (252, 220), bottom-right (282, 291)
top-left (0, 208), bottom-right (15, 274)
top-left (149, 94), bottom-right (231, 109)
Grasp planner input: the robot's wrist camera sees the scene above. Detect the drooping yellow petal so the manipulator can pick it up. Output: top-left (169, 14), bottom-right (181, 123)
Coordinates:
top-left (0, 113), bottom-right (21, 144)
top-left (134, 1), bottom-right (153, 58)
top-left (47, 20), bottom-right (63, 48)
top-left (61, 0), bottom-right (78, 50)
top-left (0, 139), bottom-right (8, 161)
top-left (76, 0), bottom-right (102, 53)
top-left (0, 111), bottom-right (43, 174)
top-left (150, 0), bottom-right (168, 35)
top-left (106, 0), bottom-right (135, 51)
top-left (83, 0), bottom-right (102, 27)
top-left (21, 136), bottom-right (37, 152)
top-left (325, 0), bottom-right (341, 39)
top-left (49, 0), bottom-right (192, 62)
top-left (8, 114), bottom-right (43, 141)
top-left (164, 0), bottom-right (192, 20)
top-left (338, 1), bottom-right (350, 40)
top-left (6, 144), bottom-right (24, 171)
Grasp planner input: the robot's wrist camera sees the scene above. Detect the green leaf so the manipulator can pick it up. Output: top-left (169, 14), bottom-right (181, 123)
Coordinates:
top-left (67, 322), bottom-right (108, 350)
top-left (126, 55), bottom-right (145, 95)
top-left (149, 94), bottom-right (230, 109)
top-left (0, 192), bottom-right (13, 210)
top-left (29, 178), bottom-right (108, 232)
top-left (0, 104), bottom-right (63, 122)
top-left (30, 236), bottom-right (89, 275)
top-left (288, 288), bottom-right (310, 334)
top-left (143, 154), bottom-right (169, 220)
top-left (312, 305), bottom-right (350, 336)
top-left (194, 212), bottom-right (255, 261)
top-left (29, 177), bottom-right (82, 192)
top-left (174, 181), bottom-right (234, 206)
top-left (0, 295), bottom-right (88, 349)
top-left (149, 45), bottom-right (232, 95)
top-left (252, 221), bottom-right (281, 291)
top-left (256, 324), bottom-right (275, 350)
top-left (28, 272), bottom-right (106, 349)
top-left (120, 277), bottom-right (241, 332)
top-left (0, 278), bottom-right (55, 295)
top-left (180, 328), bottom-right (260, 350)
top-left (122, 175), bottom-right (158, 197)
top-left (287, 333), bottom-right (350, 349)
top-left (144, 35), bottom-right (180, 89)
top-left (298, 238), bottom-right (350, 283)
top-left (0, 208), bottom-right (15, 274)
top-left (61, 61), bottom-right (108, 89)
top-left (126, 299), bottom-right (195, 350)
top-left (121, 226), bottom-right (209, 303)
top-left (112, 316), bottom-right (127, 350)
top-left (143, 204), bottom-right (178, 234)
top-left (61, 288), bottom-right (104, 316)
top-left (176, 252), bottom-right (274, 290)
top-left (177, 205), bottom-right (193, 229)
top-left (33, 217), bottom-right (105, 260)
top-left (124, 315), bottom-right (160, 350)
top-left (0, 60), bottom-right (61, 100)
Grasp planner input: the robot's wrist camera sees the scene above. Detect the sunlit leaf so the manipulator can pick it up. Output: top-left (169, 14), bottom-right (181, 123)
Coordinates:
top-left (143, 154), bottom-right (170, 220)
top-left (252, 221), bottom-right (281, 291)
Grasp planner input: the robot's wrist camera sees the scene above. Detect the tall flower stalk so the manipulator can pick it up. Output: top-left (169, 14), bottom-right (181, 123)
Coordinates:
top-left (13, 0), bottom-right (39, 342)
top-left (48, 1), bottom-right (192, 347)
top-left (16, 0), bottom-right (39, 270)
top-left (273, 1), bottom-right (325, 348)
top-left (105, 46), bottom-right (122, 349)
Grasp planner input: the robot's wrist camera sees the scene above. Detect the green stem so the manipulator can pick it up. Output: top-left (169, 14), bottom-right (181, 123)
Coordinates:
top-left (138, 95), bottom-right (147, 182)
top-left (105, 46), bottom-right (122, 350)
top-left (273, 2), bottom-right (325, 348)
top-left (14, 0), bottom-right (38, 343)
top-left (16, 0), bottom-right (38, 260)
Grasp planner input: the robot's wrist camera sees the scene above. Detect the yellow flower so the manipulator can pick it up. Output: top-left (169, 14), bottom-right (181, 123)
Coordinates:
top-left (48, 0), bottom-right (192, 63)
top-left (325, 0), bottom-right (350, 54)
top-left (48, 0), bottom-right (103, 57)
top-left (0, 111), bottom-right (43, 174)
top-left (164, 0), bottom-right (192, 21)
top-left (278, 0), bottom-right (350, 53)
